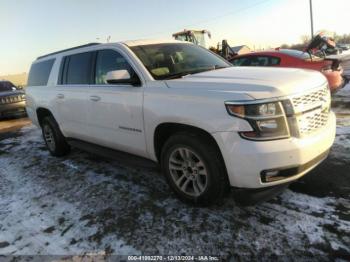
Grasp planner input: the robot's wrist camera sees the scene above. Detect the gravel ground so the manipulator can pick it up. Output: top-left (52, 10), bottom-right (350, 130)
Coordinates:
top-left (0, 86), bottom-right (349, 260)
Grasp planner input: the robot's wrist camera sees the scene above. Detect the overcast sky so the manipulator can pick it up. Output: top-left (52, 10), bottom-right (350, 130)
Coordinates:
top-left (1, 0), bottom-right (349, 75)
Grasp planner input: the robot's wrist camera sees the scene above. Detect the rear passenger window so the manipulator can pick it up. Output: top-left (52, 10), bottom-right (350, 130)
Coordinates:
top-left (95, 50), bottom-right (133, 84)
top-left (231, 56), bottom-right (280, 67)
top-left (252, 56), bottom-right (281, 66)
top-left (256, 56), bottom-right (269, 66)
top-left (28, 59), bottom-right (55, 86)
top-left (63, 52), bottom-right (93, 84)
top-left (270, 57), bottom-right (280, 65)
top-left (231, 57), bottom-right (252, 66)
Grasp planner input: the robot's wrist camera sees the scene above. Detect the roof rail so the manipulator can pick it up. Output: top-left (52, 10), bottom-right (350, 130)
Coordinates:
top-left (36, 43), bottom-right (101, 60)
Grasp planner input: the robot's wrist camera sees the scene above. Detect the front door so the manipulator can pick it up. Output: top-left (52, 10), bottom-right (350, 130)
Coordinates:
top-left (86, 49), bottom-right (146, 157)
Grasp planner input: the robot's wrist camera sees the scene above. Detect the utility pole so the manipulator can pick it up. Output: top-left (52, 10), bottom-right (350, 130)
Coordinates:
top-left (309, 0), bottom-right (314, 38)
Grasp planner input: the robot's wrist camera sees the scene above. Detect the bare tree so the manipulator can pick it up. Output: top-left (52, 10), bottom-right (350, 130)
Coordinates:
top-left (300, 35), bottom-right (310, 45)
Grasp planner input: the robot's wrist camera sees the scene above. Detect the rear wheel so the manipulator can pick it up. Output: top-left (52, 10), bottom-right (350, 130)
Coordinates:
top-left (161, 132), bottom-right (229, 205)
top-left (41, 116), bottom-right (70, 157)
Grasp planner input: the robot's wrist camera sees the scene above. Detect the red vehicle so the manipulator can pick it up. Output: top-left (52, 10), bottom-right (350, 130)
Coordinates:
top-left (229, 48), bottom-right (346, 93)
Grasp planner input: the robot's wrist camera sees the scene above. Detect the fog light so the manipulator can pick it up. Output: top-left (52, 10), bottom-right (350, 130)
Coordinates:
top-left (261, 170), bottom-right (280, 183)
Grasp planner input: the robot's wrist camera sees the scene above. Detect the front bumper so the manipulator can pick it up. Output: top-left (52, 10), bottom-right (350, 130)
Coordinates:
top-left (213, 111), bottom-right (336, 188)
top-left (0, 101), bottom-right (27, 118)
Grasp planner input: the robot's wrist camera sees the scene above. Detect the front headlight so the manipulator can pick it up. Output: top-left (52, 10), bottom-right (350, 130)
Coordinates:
top-left (225, 101), bottom-right (290, 141)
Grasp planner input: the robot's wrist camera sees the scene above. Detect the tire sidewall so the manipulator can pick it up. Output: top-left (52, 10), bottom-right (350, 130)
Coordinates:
top-left (42, 118), bottom-right (58, 154)
top-left (41, 116), bottom-right (70, 157)
top-left (161, 134), bottom-right (224, 205)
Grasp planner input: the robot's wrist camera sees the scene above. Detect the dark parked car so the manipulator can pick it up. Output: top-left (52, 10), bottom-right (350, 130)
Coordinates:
top-left (0, 81), bottom-right (26, 118)
top-left (324, 46), bottom-right (342, 55)
top-left (337, 43), bottom-right (350, 51)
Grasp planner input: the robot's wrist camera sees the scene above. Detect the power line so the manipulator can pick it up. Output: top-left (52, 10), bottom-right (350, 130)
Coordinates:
top-left (185, 0), bottom-right (274, 28)
top-left (131, 0), bottom-right (274, 39)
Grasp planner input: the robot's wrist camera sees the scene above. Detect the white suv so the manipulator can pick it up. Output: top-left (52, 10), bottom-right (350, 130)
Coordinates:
top-left (26, 40), bottom-right (336, 205)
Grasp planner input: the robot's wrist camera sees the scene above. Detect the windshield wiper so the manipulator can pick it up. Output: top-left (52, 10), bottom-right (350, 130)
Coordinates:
top-left (213, 65), bottom-right (227, 69)
top-left (164, 72), bottom-right (192, 80)
top-left (164, 65), bottom-right (227, 80)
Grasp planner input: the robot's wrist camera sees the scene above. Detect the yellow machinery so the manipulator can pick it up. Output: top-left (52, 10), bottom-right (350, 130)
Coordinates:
top-left (172, 29), bottom-right (211, 49)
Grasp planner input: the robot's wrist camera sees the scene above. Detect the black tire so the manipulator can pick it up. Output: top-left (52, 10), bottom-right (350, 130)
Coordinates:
top-left (41, 116), bottom-right (70, 157)
top-left (161, 132), bottom-right (229, 206)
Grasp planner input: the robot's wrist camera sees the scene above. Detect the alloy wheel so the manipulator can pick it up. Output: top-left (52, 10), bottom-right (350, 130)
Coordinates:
top-left (43, 124), bottom-right (56, 152)
top-left (168, 147), bottom-right (208, 197)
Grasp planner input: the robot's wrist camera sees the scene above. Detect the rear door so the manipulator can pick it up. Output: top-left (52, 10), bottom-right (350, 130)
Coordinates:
top-left (55, 51), bottom-right (94, 140)
top-left (86, 49), bottom-right (146, 157)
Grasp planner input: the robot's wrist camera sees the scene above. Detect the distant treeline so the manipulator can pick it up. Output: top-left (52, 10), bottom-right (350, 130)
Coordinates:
top-left (334, 33), bottom-right (350, 44)
top-left (0, 72), bottom-right (28, 86)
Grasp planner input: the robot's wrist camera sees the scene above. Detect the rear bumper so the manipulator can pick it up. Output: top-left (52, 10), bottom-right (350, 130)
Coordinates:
top-left (213, 111), bottom-right (336, 188)
top-left (0, 101), bottom-right (26, 117)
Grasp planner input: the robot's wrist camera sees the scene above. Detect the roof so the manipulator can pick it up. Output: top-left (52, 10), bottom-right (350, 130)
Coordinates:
top-left (172, 29), bottom-right (210, 37)
top-left (37, 43), bottom-right (101, 60)
top-left (37, 39), bottom-right (191, 60)
top-left (122, 38), bottom-right (185, 47)
top-left (36, 39), bottom-right (188, 60)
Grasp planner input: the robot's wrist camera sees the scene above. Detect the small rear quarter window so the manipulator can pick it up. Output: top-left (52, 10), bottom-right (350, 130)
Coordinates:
top-left (28, 59), bottom-right (55, 86)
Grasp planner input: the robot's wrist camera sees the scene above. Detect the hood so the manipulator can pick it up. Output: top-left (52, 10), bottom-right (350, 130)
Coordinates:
top-left (0, 90), bottom-right (25, 97)
top-left (306, 33), bottom-right (336, 52)
top-left (165, 67), bottom-right (327, 100)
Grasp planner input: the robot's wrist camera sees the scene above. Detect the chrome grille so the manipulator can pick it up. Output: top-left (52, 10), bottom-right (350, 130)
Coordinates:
top-left (291, 85), bottom-right (330, 113)
top-left (289, 85), bottom-right (330, 136)
top-left (0, 95), bottom-right (24, 105)
top-left (297, 110), bottom-right (329, 135)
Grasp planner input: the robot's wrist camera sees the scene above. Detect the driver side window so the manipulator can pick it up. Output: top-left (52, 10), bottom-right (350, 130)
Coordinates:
top-left (95, 49), bottom-right (134, 85)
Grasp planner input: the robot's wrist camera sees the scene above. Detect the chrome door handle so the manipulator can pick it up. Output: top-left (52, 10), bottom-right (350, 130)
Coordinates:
top-left (90, 95), bottom-right (101, 102)
top-left (56, 94), bottom-right (64, 99)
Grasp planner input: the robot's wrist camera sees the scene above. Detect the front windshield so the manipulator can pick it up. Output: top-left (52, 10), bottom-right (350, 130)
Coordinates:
top-left (193, 32), bottom-right (206, 47)
top-left (130, 43), bottom-right (231, 80)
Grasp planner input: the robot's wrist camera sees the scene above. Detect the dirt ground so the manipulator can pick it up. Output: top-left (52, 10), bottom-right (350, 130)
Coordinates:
top-left (0, 85), bottom-right (349, 260)
top-left (0, 117), bottom-right (31, 136)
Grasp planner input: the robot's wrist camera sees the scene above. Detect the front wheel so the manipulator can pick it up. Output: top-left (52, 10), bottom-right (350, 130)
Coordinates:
top-left (161, 133), bottom-right (229, 205)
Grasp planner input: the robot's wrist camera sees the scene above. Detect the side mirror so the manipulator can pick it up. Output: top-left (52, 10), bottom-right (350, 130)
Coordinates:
top-left (106, 70), bottom-right (130, 82)
top-left (105, 70), bottom-right (140, 86)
